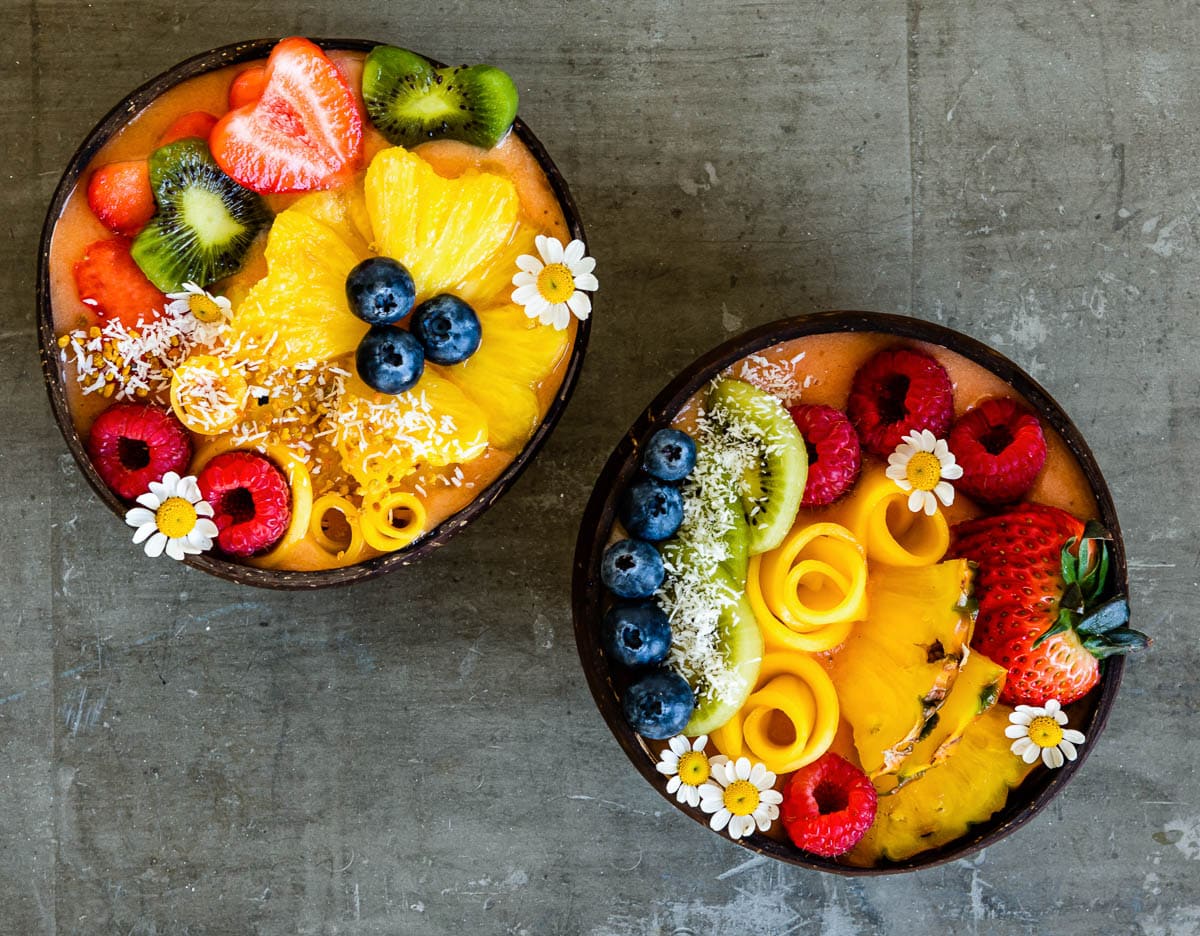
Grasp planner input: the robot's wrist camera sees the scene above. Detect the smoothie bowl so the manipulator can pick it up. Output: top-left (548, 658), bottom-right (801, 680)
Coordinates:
top-left (573, 312), bottom-right (1147, 873)
top-left (38, 37), bottom-right (593, 588)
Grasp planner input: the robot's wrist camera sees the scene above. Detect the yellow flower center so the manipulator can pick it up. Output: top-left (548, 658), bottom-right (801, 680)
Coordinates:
top-left (722, 779), bottom-right (761, 817)
top-left (906, 451), bottom-right (942, 491)
top-left (677, 751), bottom-right (711, 786)
top-left (155, 497), bottom-right (198, 538)
top-left (187, 293), bottom-right (225, 323)
top-left (536, 263), bottom-right (576, 304)
top-left (1027, 715), bottom-right (1064, 749)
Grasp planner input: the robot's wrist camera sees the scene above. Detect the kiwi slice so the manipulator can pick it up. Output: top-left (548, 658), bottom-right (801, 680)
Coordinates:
top-left (361, 46), bottom-right (519, 149)
top-left (708, 378), bottom-right (808, 556)
top-left (683, 584), bottom-right (763, 736)
top-left (131, 139), bottom-right (271, 292)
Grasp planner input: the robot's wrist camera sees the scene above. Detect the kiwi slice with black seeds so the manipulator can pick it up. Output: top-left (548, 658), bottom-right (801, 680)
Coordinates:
top-left (708, 378), bottom-right (808, 555)
top-left (361, 46), bottom-right (519, 150)
top-left (131, 139), bottom-right (271, 292)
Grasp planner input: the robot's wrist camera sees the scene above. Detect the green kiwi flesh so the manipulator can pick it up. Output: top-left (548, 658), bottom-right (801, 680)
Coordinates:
top-left (682, 581), bottom-right (764, 736)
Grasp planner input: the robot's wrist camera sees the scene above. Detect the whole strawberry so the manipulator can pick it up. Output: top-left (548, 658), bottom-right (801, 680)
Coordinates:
top-left (950, 504), bottom-right (1148, 706)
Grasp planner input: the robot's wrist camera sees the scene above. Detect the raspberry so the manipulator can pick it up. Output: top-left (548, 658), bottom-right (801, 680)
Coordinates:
top-left (948, 397), bottom-right (1047, 504)
top-left (196, 451), bottom-right (291, 556)
top-left (846, 348), bottom-right (953, 457)
top-left (86, 403), bottom-right (192, 500)
top-left (789, 404), bottom-right (861, 506)
top-left (780, 753), bottom-right (877, 857)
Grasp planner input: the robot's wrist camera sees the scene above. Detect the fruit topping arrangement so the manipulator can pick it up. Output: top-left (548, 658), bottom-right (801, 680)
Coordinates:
top-left (53, 38), bottom-right (595, 572)
top-left (594, 337), bottom-right (1148, 865)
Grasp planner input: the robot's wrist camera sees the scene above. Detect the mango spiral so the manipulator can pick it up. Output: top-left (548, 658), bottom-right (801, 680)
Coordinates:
top-left (747, 521), bottom-right (867, 653)
top-left (710, 649), bottom-right (839, 774)
top-left (829, 468), bottom-right (949, 567)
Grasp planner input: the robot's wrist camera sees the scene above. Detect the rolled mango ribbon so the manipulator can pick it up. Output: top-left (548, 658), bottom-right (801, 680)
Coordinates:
top-left (309, 493), bottom-right (368, 565)
top-left (710, 650), bottom-right (839, 774)
top-left (747, 521), bottom-right (866, 652)
top-left (359, 487), bottom-right (428, 552)
top-left (829, 468), bottom-right (949, 567)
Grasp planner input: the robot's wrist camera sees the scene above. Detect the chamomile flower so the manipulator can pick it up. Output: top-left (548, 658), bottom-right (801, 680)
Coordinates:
top-left (886, 428), bottom-right (963, 515)
top-left (511, 235), bottom-right (598, 330)
top-left (166, 282), bottom-right (232, 325)
top-left (698, 756), bottom-right (783, 840)
top-left (1005, 699), bottom-right (1086, 769)
top-left (655, 735), bottom-right (728, 808)
top-left (124, 471), bottom-right (218, 561)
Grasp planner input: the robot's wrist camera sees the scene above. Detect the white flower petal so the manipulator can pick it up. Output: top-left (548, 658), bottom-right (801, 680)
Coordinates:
top-left (563, 239), bottom-right (586, 264)
top-left (1015, 704), bottom-right (1042, 717)
top-left (735, 757), bottom-right (752, 781)
top-left (1009, 711), bottom-right (1033, 726)
top-left (136, 491), bottom-right (162, 510)
top-left (195, 501), bottom-right (215, 518)
top-left (709, 755), bottom-right (729, 769)
top-left (1062, 729), bottom-right (1086, 745)
top-left (566, 291), bottom-right (592, 322)
top-left (1011, 737), bottom-right (1035, 757)
top-left (512, 284), bottom-right (542, 306)
top-left (131, 522), bottom-right (158, 545)
top-left (920, 429), bottom-right (936, 449)
top-left (908, 489), bottom-right (926, 513)
top-left (692, 735), bottom-right (708, 752)
top-left (573, 272), bottom-right (599, 292)
top-left (1058, 739), bottom-right (1078, 762)
top-left (748, 762), bottom-right (767, 787)
top-left (1005, 724), bottom-right (1031, 739)
top-left (1053, 709), bottom-right (1069, 725)
top-left (570, 255), bottom-right (596, 276)
top-left (194, 518), bottom-right (219, 539)
top-left (669, 736), bottom-right (690, 756)
top-left (934, 481), bottom-right (956, 507)
top-left (1042, 746), bottom-right (1065, 769)
top-left (550, 304), bottom-right (572, 331)
top-left (666, 775), bottom-right (682, 794)
top-left (536, 234), bottom-right (564, 264)
top-left (941, 461), bottom-right (964, 480)
top-left (759, 789), bottom-right (783, 806)
top-left (1044, 699), bottom-right (1061, 715)
top-left (933, 438), bottom-right (949, 459)
top-left (755, 809), bottom-right (774, 832)
top-left (143, 531), bottom-right (168, 558)
top-left (515, 253), bottom-right (543, 275)
top-left (922, 491), bottom-right (937, 516)
top-left (885, 464), bottom-right (908, 481)
top-left (731, 814), bottom-right (753, 839)
top-left (164, 538), bottom-right (186, 561)
top-left (125, 507), bottom-right (156, 528)
top-left (709, 809), bottom-right (731, 832)
top-left (656, 760), bottom-right (677, 777)
top-left (512, 271), bottom-right (537, 288)
top-left (685, 785), bottom-right (702, 807)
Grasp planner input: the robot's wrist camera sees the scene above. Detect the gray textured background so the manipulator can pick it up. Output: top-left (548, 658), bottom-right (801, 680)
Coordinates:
top-left (3, 2), bottom-right (1197, 933)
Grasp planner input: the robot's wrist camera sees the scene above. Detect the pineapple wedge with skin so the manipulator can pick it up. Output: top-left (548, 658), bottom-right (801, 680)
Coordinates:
top-left (442, 304), bottom-right (570, 451)
top-left (847, 705), bottom-right (1037, 865)
top-left (365, 147), bottom-right (519, 300)
top-left (829, 559), bottom-right (975, 780)
top-left (231, 210), bottom-right (367, 367)
top-left (875, 649), bottom-right (1007, 795)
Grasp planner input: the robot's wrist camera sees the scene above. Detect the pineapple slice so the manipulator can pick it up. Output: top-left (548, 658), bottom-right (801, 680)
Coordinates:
top-left (231, 210), bottom-right (368, 366)
top-left (875, 649), bottom-right (1007, 794)
top-left (288, 184), bottom-right (374, 258)
top-left (847, 706), bottom-right (1037, 865)
top-left (442, 304), bottom-right (570, 451)
top-left (452, 223), bottom-right (539, 307)
top-left (365, 146), bottom-right (519, 299)
top-left (829, 559), bottom-right (975, 779)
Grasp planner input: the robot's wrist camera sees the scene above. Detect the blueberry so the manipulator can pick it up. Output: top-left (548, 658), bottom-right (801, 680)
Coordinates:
top-left (601, 539), bottom-right (665, 599)
top-left (642, 428), bottom-right (697, 482)
top-left (346, 257), bottom-right (416, 325)
top-left (602, 602), bottom-right (672, 668)
top-left (356, 326), bottom-right (425, 394)
top-left (411, 294), bottom-right (482, 365)
top-left (621, 669), bottom-right (694, 739)
top-left (619, 478), bottom-right (684, 542)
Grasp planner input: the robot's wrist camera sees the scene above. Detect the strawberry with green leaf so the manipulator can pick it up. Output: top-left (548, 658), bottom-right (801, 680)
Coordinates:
top-left (949, 504), bottom-right (1148, 706)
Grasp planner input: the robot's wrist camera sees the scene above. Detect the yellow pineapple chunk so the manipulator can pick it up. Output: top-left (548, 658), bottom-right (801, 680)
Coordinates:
top-left (452, 223), bottom-right (539, 308)
top-left (365, 147), bottom-right (519, 300)
top-left (875, 649), bottom-right (1007, 794)
top-left (288, 184), bottom-right (374, 258)
top-left (442, 304), bottom-right (570, 451)
top-left (334, 372), bottom-right (488, 487)
top-left (829, 559), bottom-right (974, 779)
top-left (231, 210), bottom-right (367, 366)
top-left (848, 706), bottom-right (1037, 865)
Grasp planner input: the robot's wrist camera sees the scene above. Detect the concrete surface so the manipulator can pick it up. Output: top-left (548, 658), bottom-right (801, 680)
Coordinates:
top-left (2, 1), bottom-right (1197, 933)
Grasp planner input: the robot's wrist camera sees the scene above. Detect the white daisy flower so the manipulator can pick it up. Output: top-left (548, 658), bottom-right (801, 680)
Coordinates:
top-left (166, 282), bottom-right (233, 325)
top-left (1005, 699), bottom-right (1087, 769)
top-left (124, 471), bottom-right (219, 561)
top-left (654, 735), bottom-right (729, 808)
top-left (511, 235), bottom-right (598, 330)
top-left (697, 756), bottom-right (783, 840)
top-left (885, 428), bottom-right (964, 515)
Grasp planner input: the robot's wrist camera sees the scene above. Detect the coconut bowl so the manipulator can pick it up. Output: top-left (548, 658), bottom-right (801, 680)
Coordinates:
top-left (37, 37), bottom-right (588, 589)
top-left (571, 311), bottom-right (1127, 874)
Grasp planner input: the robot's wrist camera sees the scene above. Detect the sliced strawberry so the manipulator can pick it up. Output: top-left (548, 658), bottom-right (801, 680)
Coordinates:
top-left (228, 65), bottom-right (268, 109)
top-left (86, 161), bottom-right (156, 237)
top-left (73, 238), bottom-right (167, 328)
top-left (158, 110), bottom-right (219, 146)
top-left (210, 37), bottom-right (363, 194)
